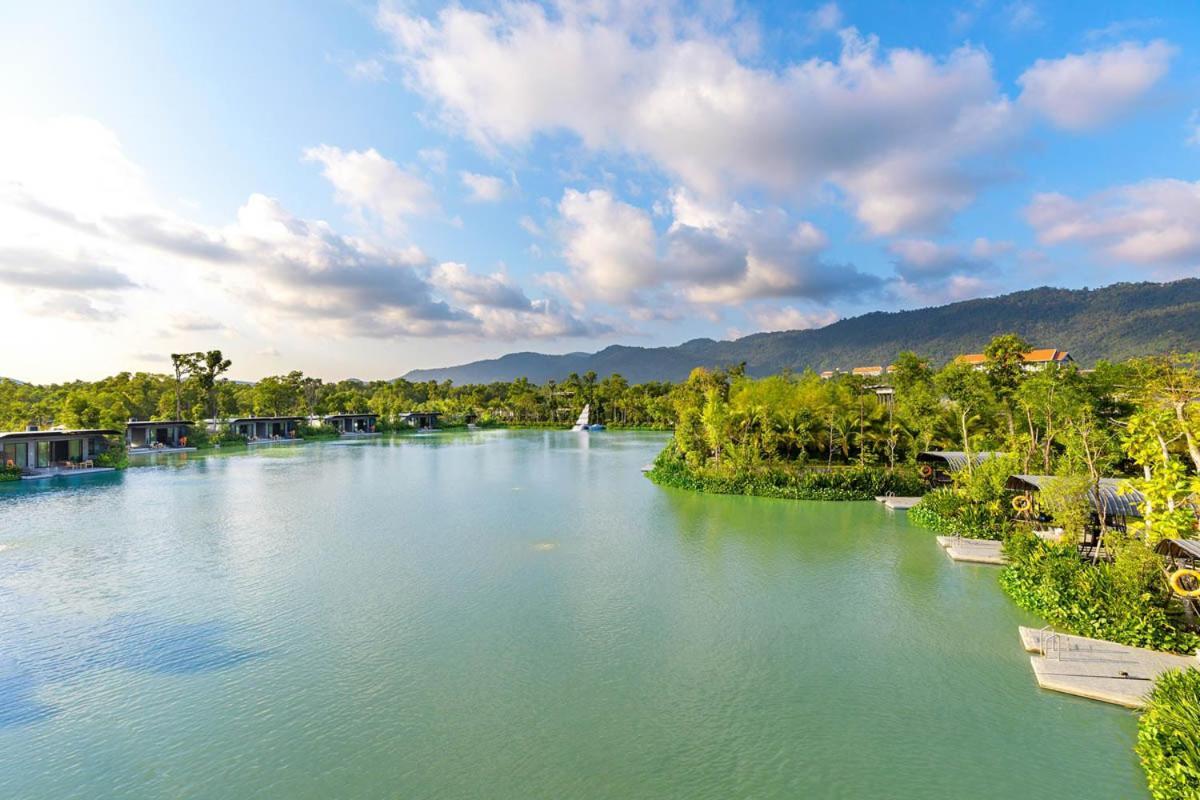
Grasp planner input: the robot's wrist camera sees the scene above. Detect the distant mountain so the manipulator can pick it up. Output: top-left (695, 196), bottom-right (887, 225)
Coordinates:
top-left (402, 279), bottom-right (1200, 384)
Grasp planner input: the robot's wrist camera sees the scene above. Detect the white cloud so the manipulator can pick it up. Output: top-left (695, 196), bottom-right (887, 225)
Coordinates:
top-left (750, 306), bottom-right (839, 332)
top-left (1017, 40), bottom-right (1174, 131)
top-left (518, 215), bottom-right (543, 236)
top-left (1188, 110), bottom-right (1200, 147)
top-left (418, 147), bottom-right (448, 173)
top-left (807, 3), bottom-right (843, 35)
top-left (460, 171), bottom-right (508, 202)
top-left (1004, 1), bottom-right (1042, 31)
top-left (1026, 179), bottom-right (1200, 267)
top-left (347, 58), bottom-right (386, 81)
top-left (380, 4), bottom-right (1023, 234)
top-left (887, 236), bottom-right (1010, 283)
top-left (557, 188), bottom-right (660, 303)
top-left (303, 145), bottom-right (438, 230)
top-left (0, 114), bottom-right (606, 343)
top-left (550, 186), bottom-right (882, 307)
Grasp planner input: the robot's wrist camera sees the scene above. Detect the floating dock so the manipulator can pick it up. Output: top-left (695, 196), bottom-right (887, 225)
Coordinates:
top-left (1018, 626), bottom-right (1198, 708)
top-left (935, 535), bottom-right (1006, 565)
top-left (874, 496), bottom-right (922, 510)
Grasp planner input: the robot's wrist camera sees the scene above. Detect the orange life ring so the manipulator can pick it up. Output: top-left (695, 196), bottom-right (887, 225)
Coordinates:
top-left (918, 464), bottom-right (933, 478)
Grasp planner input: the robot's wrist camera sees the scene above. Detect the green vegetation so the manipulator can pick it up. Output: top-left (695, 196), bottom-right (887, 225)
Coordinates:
top-left (0, 357), bottom-right (674, 434)
top-left (0, 464), bottom-right (21, 482)
top-left (649, 445), bottom-right (923, 501)
top-left (1000, 530), bottom-right (1199, 653)
top-left (405, 279), bottom-right (1200, 384)
top-left (1137, 668), bottom-right (1200, 800)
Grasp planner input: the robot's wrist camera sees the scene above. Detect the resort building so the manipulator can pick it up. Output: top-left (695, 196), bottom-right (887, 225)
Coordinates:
top-left (227, 416), bottom-right (303, 443)
top-left (956, 348), bottom-right (1074, 371)
top-left (0, 427), bottom-right (119, 478)
top-left (126, 420), bottom-right (195, 453)
top-left (1006, 474), bottom-right (1146, 551)
top-left (398, 411), bottom-right (441, 430)
top-left (916, 450), bottom-right (1004, 485)
top-left (323, 413), bottom-right (379, 436)
top-left (851, 366), bottom-right (885, 377)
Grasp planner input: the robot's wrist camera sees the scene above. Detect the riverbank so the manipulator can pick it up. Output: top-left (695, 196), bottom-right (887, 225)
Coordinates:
top-left (646, 441), bottom-right (925, 501)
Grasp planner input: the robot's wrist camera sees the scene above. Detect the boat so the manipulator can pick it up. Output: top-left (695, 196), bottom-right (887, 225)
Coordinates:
top-left (571, 404), bottom-right (605, 432)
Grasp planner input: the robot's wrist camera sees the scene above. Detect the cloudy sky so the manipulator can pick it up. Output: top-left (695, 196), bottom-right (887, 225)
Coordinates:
top-left (2, 1), bottom-right (1198, 382)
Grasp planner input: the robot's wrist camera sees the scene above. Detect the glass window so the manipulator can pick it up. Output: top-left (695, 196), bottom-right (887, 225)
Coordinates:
top-left (36, 440), bottom-right (49, 468)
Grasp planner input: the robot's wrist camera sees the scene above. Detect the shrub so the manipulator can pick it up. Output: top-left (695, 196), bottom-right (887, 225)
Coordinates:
top-left (1137, 668), bottom-right (1200, 800)
top-left (0, 464), bottom-right (20, 481)
top-left (908, 487), bottom-right (1011, 540)
top-left (94, 444), bottom-right (128, 469)
top-left (647, 442), bottom-right (924, 501)
top-left (999, 529), bottom-right (1199, 654)
top-left (296, 422), bottom-right (338, 440)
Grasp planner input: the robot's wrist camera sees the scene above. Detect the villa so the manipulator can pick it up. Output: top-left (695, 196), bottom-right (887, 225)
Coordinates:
top-left (399, 411), bottom-right (441, 430)
top-left (324, 413), bottom-right (379, 436)
top-left (0, 427), bottom-right (119, 479)
top-left (227, 416), bottom-right (304, 444)
top-left (957, 348), bottom-right (1074, 371)
top-left (126, 420), bottom-right (195, 453)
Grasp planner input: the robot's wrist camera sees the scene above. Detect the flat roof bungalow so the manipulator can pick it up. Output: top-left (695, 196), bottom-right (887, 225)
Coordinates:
top-left (916, 450), bottom-right (1004, 484)
top-left (126, 420), bottom-right (195, 453)
top-left (957, 348), bottom-right (1074, 371)
top-left (324, 413), bottom-right (379, 436)
top-left (851, 366), bottom-right (885, 377)
top-left (398, 411), bottom-right (441, 430)
top-left (227, 416), bottom-right (304, 444)
top-left (1, 427), bottom-right (120, 479)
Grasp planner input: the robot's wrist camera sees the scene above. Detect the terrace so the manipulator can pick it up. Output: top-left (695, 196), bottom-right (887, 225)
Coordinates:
top-left (0, 427), bottom-right (120, 479)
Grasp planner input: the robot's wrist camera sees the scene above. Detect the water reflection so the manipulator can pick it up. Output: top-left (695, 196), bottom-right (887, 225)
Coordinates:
top-left (0, 614), bottom-right (265, 728)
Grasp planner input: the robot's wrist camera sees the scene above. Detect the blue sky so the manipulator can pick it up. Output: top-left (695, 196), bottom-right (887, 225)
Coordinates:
top-left (1, 0), bottom-right (1198, 382)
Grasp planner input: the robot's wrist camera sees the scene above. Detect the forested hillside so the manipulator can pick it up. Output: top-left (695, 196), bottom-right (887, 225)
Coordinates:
top-left (403, 280), bottom-right (1200, 384)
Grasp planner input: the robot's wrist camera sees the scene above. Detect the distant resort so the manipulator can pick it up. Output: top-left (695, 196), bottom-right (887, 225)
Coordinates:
top-left (1, 338), bottom-right (1198, 796)
top-left (1, 410), bottom-right (440, 480)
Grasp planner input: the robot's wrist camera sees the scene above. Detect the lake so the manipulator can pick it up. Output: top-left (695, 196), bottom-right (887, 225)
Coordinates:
top-left (0, 430), bottom-right (1146, 798)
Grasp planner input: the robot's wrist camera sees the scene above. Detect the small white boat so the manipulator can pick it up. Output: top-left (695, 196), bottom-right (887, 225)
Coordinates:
top-left (571, 404), bottom-right (605, 432)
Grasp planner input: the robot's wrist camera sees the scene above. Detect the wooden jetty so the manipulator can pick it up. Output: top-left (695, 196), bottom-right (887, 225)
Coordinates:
top-left (935, 535), bottom-right (1006, 565)
top-left (1018, 627), bottom-right (1198, 708)
top-left (874, 495), bottom-right (922, 510)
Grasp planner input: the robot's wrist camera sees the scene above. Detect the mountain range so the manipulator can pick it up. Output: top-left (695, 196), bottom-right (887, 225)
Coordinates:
top-left (402, 279), bottom-right (1200, 385)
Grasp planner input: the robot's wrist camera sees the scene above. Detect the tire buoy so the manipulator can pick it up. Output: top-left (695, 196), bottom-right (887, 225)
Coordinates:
top-left (1168, 569), bottom-right (1200, 598)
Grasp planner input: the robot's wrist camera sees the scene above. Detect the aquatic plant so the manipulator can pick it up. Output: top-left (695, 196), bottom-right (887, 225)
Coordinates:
top-left (1137, 668), bottom-right (1200, 800)
top-left (1000, 529), bottom-right (1199, 654)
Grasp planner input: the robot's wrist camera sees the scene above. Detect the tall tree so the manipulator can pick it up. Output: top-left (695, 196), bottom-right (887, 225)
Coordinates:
top-left (193, 350), bottom-right (233, 420)
top-left (170, 352), bottom-right (202, 420)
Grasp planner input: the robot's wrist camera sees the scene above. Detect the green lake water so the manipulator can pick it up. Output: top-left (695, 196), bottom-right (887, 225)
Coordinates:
top-left (0, 430), bottom-right (1146, 798)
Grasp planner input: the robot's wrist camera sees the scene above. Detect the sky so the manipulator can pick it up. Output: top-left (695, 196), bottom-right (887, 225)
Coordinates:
top-left (1, 0), bottom-right (1198, 383)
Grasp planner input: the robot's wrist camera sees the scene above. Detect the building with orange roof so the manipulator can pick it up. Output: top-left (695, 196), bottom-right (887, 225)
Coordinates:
top-left (956, 348), bottom-right (1073, 371)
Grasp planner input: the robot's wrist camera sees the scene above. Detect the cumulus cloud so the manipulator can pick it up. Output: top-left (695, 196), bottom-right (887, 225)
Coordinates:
top-left (1017, 41), bottom-right (1175, 131)
top-left (750, 306), bottom-right (839, 333)
top-left (1026, 179), bottom-right (1200, 267)
top-left (0, 249), bottom-right (137, 291)
top-left (460, 171), bottom-right (509, 202)
top-left (303, 145), bottom-right (438, 230)
top-left (431, 261), bottom-right (531, 309)
top-left (887, 237), bottom-right (1010, 283)
top-left (550, 186), bottom-right (882, 308)
top-left (379, 4), bottom-right (1026, 235)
